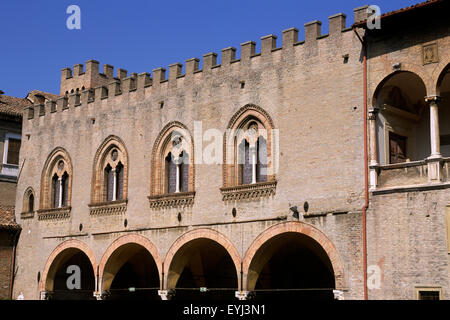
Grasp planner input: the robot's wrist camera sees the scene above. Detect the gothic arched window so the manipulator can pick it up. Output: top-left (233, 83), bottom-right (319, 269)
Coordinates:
top-left (222, 104), bottom-right (277, 200)
top-left (149, 122), bottom-right (195, 208)
top-left (39, 147), bottom-right (73, 210)
top-left (91, 136), bottom-right (128, 204)
top-left (22, 187), bottom-right (35, 215)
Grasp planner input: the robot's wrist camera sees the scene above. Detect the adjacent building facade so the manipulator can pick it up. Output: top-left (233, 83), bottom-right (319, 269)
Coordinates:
top-left (11, 0), bottom-right (450, 300)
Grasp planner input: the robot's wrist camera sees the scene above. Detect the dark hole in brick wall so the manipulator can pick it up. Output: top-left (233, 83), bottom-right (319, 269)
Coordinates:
top-left (303, 201), bottom-right (309, 213)
top-left (441, 134), bottom-right (450, 146)
top-left (124, 219), bottom-right (128, 228)
top-left (232, 208), bottom-right (237, 217)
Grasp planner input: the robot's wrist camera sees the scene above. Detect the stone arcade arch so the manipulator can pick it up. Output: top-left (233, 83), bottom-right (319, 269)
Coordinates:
top-left (40, 240), bottom-right (97, 300)
top-left (98, 234), bottom-right (162, 300)
top-left (372, 71), bottom-right (429, 165)
top-left (163, 228), bottom-right (241, 301)
top-left (242, 222), bottom-right (346, 301)
top-left (436, 63), bottom-right (450, 157)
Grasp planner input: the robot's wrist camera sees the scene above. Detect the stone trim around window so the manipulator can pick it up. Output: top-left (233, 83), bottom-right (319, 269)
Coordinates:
top-left (220, 180), bottom-right (277, 201)
top-left (88, 199), bottom-right (127, 216)
top-left (20, 211), bottom-right (35, 219)
top-left (37, 207), bottom-right (71, 220)
top-left (148, 191), bottom-right (195, 209)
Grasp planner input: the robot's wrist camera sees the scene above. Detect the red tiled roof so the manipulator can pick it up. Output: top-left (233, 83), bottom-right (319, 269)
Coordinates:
top-left (0, 206), bottom-right (20, 230)
top-left (353, 0), bottom-right (445, 28)
top-left (26, 90), bottom-right (59, 102)
top-left (0, 94), bottom-right (30, 118)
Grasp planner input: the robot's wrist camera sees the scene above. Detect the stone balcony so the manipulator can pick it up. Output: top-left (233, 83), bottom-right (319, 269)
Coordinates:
top-left (148, 191), bottom-right (195, 209)
top-left (220, 180), bottom-right (277, 201)
top-left (372, 157), bottom-right (450, 194)
top-left (88, 200), bottom-right (127, 216)
top-left (0, 163), bottom-right (19, 182)
top-left (37, 206), bottom-right (71, 220)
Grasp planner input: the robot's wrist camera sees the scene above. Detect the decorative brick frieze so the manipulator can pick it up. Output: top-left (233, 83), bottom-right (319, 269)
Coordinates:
top-left (220, 180), bottom-right (277, 201)
top-left (37, 207), bottom-right (71, 220)
top-left (88, 200), bottom-right (127, 216)
top-left (148, 191), bottom-right (195, 209)
top-left (20, 211), bottom-right (34, 219)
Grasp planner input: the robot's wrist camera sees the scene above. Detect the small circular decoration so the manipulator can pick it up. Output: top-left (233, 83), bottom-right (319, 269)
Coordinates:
top-left (111, 149), bottom-right (119, 161)
top-left (58, 160), bottom-right (65, 170)
top-left (177, 212), bottom-right (182, 222)
top-left (248, 122), bottom-right (258, 137)
top-left (79, 223), bottom-right (83, 232)
top-left (124, 219), bottom-right (128, 228)
top-left (172, 136), bottom-right (182, 147)
top-left (232, 208), bottom-right (237, 217)
top-left (303, 201), bottom-right (309, 213)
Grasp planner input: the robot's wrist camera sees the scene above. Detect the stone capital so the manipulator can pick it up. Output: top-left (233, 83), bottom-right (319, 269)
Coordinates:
top-left (424, 95), bottom-right (441, 104)
top-left (333, 289), bottom-right (345, 300)
top-left (235, 290), bottom-right (252, 300)
top-left (368, 107), bottom-right (379, 120)
top-left (158, 289), bottom-right (175, 300)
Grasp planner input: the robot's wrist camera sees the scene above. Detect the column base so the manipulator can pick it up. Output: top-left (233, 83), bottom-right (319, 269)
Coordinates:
top-left (93, 291), bottom-right (103, 300)
top-left (426, 156), bottom-right (443, 183)
top-left (158, 289), bottom-right (175, 300)
top-left (333, 290), bottom-right (345, 300)
top-left (369, 168), bottom-right (378, 189)
top-left (39, 291), bottom-right (47, 300)
top-left (235, 291), bottom-right (252, 300)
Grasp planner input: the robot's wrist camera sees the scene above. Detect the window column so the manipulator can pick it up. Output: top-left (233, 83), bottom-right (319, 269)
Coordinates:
top-left (175, 161), bottom-right (181, 193)
top-left (425, 95), bottom-right (442, 183)
top-left (112, 168), bottom-right (117, 201)
top-left (368, 107), bottom-right (379, 189)
top-left (58, 177), bottom-right (63, 208)
top-left (251, 144), bottom-right (257, 184)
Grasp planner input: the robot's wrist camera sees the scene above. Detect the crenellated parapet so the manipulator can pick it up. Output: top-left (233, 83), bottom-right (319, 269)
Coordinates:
top-left (60, 59), bottom-right (132, 96)
top-left (26, 7), bottom-right (370, 122)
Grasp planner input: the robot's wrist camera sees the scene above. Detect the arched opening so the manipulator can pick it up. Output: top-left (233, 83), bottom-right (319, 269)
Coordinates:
top-left (150, 122), bottom-right (194, 197)
top-left (44, 248), bottom-right (95, 300)
top-left (40, 147), bottom-right (73, 210)
top-left (91, 136), bottom-right (128, 205)
top-left (167, 238), bottom-right (239, 301)
top-left (247, 232), bottom-right (335, 301)
top-left (101, 243), bottom-right (160, 300)
top-left (437, 64), bottom-right (450, 157)
top-left (224, 104), bottom-right (276, 188)
top-left (373, 71), bottom-right (428, 164)
top-left (28, 193), bottom-right (34, 212)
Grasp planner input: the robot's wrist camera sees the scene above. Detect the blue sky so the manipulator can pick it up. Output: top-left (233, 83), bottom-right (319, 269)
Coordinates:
top-left (0, 0), bottom-right (418, 98)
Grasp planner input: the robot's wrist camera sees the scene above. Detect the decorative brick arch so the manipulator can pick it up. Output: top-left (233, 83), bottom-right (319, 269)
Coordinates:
top-left (223, 104), bottom-right (277, 187)
top-left (150, 121), bottom-right (195, 195)
top-left (22, 186), bottom-right (35, 214)
top-left (98, 234), bottom-right (162, 291)
top-left (91, 135), bottom-right (129, 203)
top-left (163, 228), bottom-right (242, 290)
top-left (40, 239), bottom-right (97, 292)
top-left (242, 221), bottom-right (346, 291)
top-left (371, 69), bottom-right (430, 107)
top-left (39, 147), bottom-right (73, 209)
top-left (434, 58), bottom-right (450, 96)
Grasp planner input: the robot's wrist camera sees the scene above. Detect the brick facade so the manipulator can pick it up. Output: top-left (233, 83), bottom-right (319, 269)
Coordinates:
top-left (11, 1), bottom-right (450, 300)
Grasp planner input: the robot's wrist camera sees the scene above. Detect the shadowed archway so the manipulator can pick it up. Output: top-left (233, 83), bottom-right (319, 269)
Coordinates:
top-left (164, 229), bottom-right (241, 301)
top-left (99, 235), bottom-right (162, 300)
top-left (41, 240), bottom-right (97, 300)
top-left (243, 222), bottom-right (345, 301)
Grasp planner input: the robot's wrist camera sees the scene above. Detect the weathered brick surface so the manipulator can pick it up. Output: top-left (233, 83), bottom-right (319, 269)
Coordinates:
top-left (11, 3), bottom-right (450, 301)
